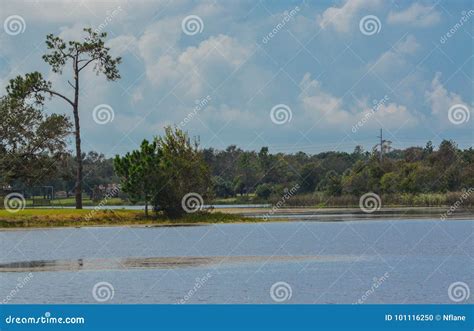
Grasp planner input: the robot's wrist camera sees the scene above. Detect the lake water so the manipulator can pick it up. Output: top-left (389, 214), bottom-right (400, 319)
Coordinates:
top-left (0, 219), bottom-right (472, 304)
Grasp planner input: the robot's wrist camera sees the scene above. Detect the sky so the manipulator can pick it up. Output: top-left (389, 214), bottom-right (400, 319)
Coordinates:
top-left (0, 0), bottom-right (473, 156)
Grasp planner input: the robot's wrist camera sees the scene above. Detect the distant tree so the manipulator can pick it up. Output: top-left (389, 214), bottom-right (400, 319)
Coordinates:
top-left (423, 141), bottom-right (434, 156)
top-left (212, 176), bottom-right (234, 198)
top-left (233, 177), bottom-right (245, 196)
top-left (255, 183), bottom-right (273, 199)
top-left (83, 151), bottom-right (118, 197)
top-left (318, 170), bottom-right (342, 196)
top-left (300, 162), bottom-right (324, 192)
top-left (237, 152), bottom-right (259, 194)
top-left (353, 145), bottom-right (364, 155)
top-left (0, 96), bottom-right (71, 187)
top-left (114, 140), bottom-right (160, 217)
top-left (380, 172), bottom-right (399, 193)
top-left (432, 140), bottom-right (458, 168)
top-left (6, 28), bottom-right (121, 209)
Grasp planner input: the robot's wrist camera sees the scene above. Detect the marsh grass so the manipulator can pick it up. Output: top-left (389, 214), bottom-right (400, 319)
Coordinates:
top-left (0, 209), bottom-right (255, 229)
top-left (266, 192), bottom-right (474, 207)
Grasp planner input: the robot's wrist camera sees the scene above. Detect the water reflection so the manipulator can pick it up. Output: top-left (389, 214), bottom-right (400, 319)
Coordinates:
top-left (0, 255), bottom-right (366, 272)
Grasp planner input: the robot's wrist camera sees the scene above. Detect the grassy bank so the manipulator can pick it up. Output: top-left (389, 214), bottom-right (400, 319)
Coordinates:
top-left (0, 209), bottom-right (256, 229)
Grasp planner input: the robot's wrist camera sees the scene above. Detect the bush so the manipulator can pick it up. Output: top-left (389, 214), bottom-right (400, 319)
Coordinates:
top-left (255, 184), bottom-right (273, 199)
top-left (115, 127), bottom-right (211, 218)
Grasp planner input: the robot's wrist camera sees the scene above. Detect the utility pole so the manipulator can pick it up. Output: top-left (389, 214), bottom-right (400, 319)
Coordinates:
top-left (377, 128), bottom-right (383, 162)
top-left (375, 129), bottom-right (392, 162)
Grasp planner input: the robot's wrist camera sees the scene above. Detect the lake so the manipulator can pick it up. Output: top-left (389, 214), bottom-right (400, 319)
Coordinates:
top-left (1, 218), bottom-right (472, 304)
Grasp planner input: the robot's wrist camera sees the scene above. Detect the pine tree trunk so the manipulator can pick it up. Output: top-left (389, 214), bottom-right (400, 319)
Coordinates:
top-left (73, 65), bottom-right (82, 209)
top-left (73, 105), bottom-right (83, 209)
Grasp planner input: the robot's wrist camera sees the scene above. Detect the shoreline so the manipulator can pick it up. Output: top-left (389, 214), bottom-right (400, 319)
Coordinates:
top-left (0, 207), bottom-right (472, 230)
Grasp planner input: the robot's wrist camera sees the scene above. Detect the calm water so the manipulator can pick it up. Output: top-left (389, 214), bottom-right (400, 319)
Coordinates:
top-left (0, 219), bottom-right (472, 304)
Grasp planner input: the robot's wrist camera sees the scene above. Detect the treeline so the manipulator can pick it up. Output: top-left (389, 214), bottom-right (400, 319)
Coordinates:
top-left (204, 140), bottom-right (473, 199)
top-left (3, 137), bottom-right (472, 206)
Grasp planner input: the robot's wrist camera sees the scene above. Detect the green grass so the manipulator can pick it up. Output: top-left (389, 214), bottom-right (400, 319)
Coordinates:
top-left (25, 197), bottom-right (127, 207)
top-left (0, 209), bottom-right (258, 229)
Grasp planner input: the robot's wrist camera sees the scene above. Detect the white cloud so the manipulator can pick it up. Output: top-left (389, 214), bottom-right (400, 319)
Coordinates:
top-left (317, 0), bottom-right (381, 32)
top-left (107, 35), bottom-right (139, 57)
top-left (388, 3), bottom-right (441, 27)
top-left (370, 35), bottom-right (420, 74)
top-left (0, 0), bottom-right (164, 24)
top-left (299, 73), bottom-right (350, 125)
top-left (137, 18), bottom-right (182, 63)
top-left (425, 72), bottom-right (466, 118)
top-left (142, 34), bottom-right (252, 98)
top-left (204, 104), bottom-right (262, 128)
top-left (298, 73), bottom-right (417, 130)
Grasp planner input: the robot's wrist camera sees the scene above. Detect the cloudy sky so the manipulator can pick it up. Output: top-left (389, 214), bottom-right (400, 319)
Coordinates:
top-left (0, 0), bottom-right (472, 156)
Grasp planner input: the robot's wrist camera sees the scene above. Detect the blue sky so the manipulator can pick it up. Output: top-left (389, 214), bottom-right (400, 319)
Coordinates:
top-left (0, 0), bottom-right (472, 156)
